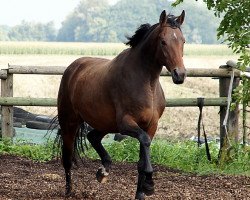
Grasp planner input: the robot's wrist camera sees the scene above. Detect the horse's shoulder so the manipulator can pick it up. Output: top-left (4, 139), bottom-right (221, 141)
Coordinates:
top-left (155, 83), bottom-right (166, 116)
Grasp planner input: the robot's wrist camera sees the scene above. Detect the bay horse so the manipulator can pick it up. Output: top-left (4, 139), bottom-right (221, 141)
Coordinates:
top-left (57, 10), bottom-right (186, 200)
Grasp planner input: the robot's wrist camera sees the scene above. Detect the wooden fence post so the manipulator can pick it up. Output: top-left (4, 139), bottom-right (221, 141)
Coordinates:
top-left (1, 69), bottom-right (14, 138)
top-left (219, 64), bottom-right (240, 163)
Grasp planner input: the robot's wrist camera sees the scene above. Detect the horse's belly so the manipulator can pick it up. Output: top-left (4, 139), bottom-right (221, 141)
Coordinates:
top-left (78, 102), bottom-right (118, 133)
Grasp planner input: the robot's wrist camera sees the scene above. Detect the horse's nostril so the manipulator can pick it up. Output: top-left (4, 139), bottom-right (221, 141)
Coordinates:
top-left (173, 69), bottom-right (180, 80)
top-left (172, 68), bottom-right (185, 84)
top-left (173, 69), bottom-right (178, 77)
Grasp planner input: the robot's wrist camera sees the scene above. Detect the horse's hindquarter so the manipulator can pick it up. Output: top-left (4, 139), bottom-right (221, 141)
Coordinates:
top-left (67, 57), bottom-right (118, 132)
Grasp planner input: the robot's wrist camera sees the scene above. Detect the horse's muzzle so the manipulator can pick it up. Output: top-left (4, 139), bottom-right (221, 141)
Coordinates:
top-left (171, 68), bottom-right (186, 84)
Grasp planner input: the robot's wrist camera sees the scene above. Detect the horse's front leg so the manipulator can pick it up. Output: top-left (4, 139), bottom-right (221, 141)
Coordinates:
top-left (119, 123), bottom-right (154, 200)
top-left (135, 132), bottom-right (154, 199)
top-left (87, 129), bottom-right (112, 183)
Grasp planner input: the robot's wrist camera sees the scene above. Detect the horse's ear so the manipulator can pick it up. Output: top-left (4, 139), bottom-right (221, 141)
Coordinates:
top-left (159, 10), bottom-right (167, 26)
top-left (176, 10), bottom-right (185, 25)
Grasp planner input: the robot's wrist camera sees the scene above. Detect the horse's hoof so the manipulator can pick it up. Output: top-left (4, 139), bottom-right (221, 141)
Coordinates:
top-left (65, 183), bottom-right (72, 197)
top-left (142, 179), bottom-right (155, 196)
top-left (135, 191), bottom-right (145, 200)
top-left (96, 166), bottom-right (109, 183)
top-left (143, 187), bottom-right (154, 196)
top-left (65, 189), bottom-right (71, 197)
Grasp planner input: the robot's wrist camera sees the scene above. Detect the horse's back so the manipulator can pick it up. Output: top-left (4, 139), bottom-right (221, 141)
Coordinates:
top-left (67, 56), bottom-right (110, 78)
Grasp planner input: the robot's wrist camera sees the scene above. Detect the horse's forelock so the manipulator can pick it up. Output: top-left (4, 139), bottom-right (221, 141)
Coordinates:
top-left (167, 14), bottom-right (181, 29)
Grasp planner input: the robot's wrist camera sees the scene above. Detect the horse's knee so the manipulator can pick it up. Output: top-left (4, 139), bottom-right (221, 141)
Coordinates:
top-left (86, 131), bottom-right (95, 142)
top-left (87, 129), bottom-right (103, 143)
top-left (138, 132), bottom-right (151, 147)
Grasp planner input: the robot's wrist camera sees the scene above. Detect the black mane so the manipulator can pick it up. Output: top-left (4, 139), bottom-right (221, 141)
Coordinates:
top-left (125, 14), bottom-right (181, 48)
top-left (125, 23), bottom-right (152, 48)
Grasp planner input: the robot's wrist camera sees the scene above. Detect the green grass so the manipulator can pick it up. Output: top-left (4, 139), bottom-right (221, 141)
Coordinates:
top-left (0, 41), bottom-right (235, 56)
top-left (86, 138), bottom-right (250, 176)
top-left (0, 139), bottom-right (56, 161)
top-left (0, 138), bottom-right (248, 175)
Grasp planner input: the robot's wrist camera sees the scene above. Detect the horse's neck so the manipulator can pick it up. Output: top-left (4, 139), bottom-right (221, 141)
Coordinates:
top-left (133, 47), bottom-right (162, 83)
top-left (116, 48), bottom-right (162, 91)
top-left (139, 35), bottom-right (163, 77)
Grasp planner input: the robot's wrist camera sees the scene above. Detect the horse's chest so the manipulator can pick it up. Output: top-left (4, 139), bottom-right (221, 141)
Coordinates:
top-left (131, 92), bottom-right (162, 127)
top-left (136, 93), bottom-right (165, 130)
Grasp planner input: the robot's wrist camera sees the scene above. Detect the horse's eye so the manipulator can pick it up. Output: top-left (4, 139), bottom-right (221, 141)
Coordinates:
top-left (161, 40), bottom-right (166, 46)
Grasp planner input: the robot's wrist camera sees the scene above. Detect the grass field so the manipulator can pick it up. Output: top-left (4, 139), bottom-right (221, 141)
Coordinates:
top-left (0, 42), bottom-right (241, 140)
top-left (0, 41), bottom-right (235, 56)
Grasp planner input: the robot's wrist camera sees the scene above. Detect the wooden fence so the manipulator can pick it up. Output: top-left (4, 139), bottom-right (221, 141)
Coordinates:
top-left (0, 60), bottom-right (248, 146)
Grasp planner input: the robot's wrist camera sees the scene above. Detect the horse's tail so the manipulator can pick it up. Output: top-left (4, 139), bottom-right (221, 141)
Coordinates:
top-left (73, 123), bottom-right (89, 160)
top-left (53, 120), bottom-right (89, 165)
top-left (46, 115), bottom-right (61, 158)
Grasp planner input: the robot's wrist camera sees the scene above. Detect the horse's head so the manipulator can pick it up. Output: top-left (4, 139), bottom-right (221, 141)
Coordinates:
top-left (157, 10), bottom-right (186, 84)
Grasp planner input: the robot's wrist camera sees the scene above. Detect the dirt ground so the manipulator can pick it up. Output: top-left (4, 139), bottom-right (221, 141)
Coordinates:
top-left (0, 155), bottom-right (249, 200)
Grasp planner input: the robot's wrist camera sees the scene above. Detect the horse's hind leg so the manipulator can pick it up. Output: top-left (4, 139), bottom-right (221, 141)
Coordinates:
top-left (60, 122), bottom-right (79, 196)
top-left (87, 129), bottom-right (111, 183)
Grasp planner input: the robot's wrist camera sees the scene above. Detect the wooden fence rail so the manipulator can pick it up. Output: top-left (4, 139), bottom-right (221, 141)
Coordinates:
top-left (0, 65), bottom-right (241, 77)
top-left (0, 97), bottom-right (228, 107)
top-left (0, 60), bottom-right (247, 143)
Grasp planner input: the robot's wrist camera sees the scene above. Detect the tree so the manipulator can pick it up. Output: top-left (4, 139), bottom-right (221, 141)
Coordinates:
top-left (57, 0), bottom-right (110, 42)
top-left (8, 21), bottom-right (56, 41)
top-left (57, 13), bottom-right (82, 41)
top-left (169, 0), bottom-right (220, 44)
top-left (109, 0), bottom-right (221, 43)
top-left (0, 26), bottom-right (10, 41)
top-left (173, 0), bottom-right (250, 164)
top-left (107, 0), bottom-right (159, 42)
top-left (44, 22), bottom-right (57, 41)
